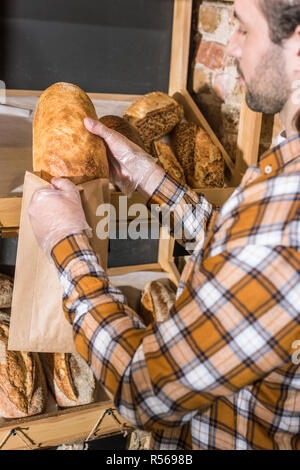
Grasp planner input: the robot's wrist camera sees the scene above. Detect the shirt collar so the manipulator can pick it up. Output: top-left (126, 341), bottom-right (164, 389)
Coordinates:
top-left (259, 133), bottom-right (300, 175)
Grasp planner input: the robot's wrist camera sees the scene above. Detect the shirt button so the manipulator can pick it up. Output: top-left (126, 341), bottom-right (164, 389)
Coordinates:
top-left (264, 165), bottom-right (272, 175)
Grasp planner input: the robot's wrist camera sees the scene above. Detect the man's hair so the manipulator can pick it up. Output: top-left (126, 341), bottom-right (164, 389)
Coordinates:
top-left (259, 0), bottom-right (300, 44)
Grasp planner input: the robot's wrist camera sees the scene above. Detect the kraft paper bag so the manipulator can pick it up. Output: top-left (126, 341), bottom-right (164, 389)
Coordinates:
top-left (8, 171), bottom-right (110, 353)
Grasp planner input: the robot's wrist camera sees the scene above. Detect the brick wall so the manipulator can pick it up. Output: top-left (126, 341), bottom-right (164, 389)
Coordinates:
top-left (189, 0), bottom-right (275, 162)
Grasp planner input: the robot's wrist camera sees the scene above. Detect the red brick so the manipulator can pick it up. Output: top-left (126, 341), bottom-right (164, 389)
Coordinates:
top-left (195, 40), bottom-right (225, 70)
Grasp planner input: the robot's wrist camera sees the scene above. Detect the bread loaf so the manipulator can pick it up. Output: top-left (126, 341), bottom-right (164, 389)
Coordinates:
top-left (99, 115), bottom-right (144, 149)
top-left (172, 121), bottom-right (197, 180)
top-left (123, 92), bottom-right (184, 153)
top-left (33, 82), bottom-right (109, 183)
top-left (40, 352), bottom-right (96, 408)
top-left (172, 122), bottom-right (224, 188)
top-left (152, 141), bottom-right (186, 184)
top-left (141, 279), bottom-right (177, 325)
top-left (0, 274), bottom-right (13, 309)
top-left (0, 312), bottom-right (47, 418)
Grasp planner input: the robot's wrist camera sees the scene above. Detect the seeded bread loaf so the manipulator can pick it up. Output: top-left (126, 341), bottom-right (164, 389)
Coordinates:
top-left (141, 279), bottom-right (177, 325)
top-left (123, 92), bottom-right (184, 153)
top-left (99, 115), bottom-right (144, 149)
top-left (0, 312), bottom-right (47, 418)
top-left (172, 122), bottom-right (224, 188)
top-left (33, 82), bottom-right (109, 183)
top-left (40, 352), bottom-right (97, 408)
top-left (0, 274), bottom-right (13, 309)
top-left (152, 141), bottom-right (186, 184)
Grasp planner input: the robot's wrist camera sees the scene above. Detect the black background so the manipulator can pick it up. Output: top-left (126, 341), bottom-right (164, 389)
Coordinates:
top-left (0, 0), bottom-right (174, 93)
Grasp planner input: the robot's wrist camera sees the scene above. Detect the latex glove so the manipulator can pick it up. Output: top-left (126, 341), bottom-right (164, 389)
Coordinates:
top-left (28, 177), bottom-right (92, 257)
top-left (84, 117), bottom-right (164, 198)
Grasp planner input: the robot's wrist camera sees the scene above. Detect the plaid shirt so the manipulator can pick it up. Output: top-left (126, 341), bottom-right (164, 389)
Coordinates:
top-left (52, 135), bottom-right (300, 450)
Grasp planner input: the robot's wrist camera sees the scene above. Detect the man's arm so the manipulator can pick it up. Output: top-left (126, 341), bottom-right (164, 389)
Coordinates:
top-left (84, 118), bottom-right (214, 252)
top-left (52, 233), bottom-right (300, 432)
top-left (146, 171), bottom-right (213, 252)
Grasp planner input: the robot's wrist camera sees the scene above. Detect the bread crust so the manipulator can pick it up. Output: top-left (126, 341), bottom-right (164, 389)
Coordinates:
top-left (123, 92), bottom-right (184, 152)
top-left (141, 279), bottom-right (177, 325)
top-left (99, 115), bottom-right (144, 149)
top-left (0, 312), bottom-right (47, 418)
top-left (152, 141), bottom-right (186, 184)
top-left (172, 122), bottom-right (224, 188)
top-left (40, 352), bottom-right (96, 408)
top-left (33, 82), bottom-right (109, 183)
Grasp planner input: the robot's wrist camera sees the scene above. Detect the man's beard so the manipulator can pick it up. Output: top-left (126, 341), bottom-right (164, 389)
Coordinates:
top-left (237, 45), bottom-right (290, 114)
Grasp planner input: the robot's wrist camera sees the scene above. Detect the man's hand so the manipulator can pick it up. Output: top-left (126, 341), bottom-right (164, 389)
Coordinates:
top-left (84, 117), bottom-right (165, 198)
top-left (28, 177), bottom-right (92, 257)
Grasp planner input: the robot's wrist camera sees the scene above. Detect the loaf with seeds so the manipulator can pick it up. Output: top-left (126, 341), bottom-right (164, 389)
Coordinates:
top-left (152, 141), bottom-right (186, 184)
top-left (172, 122), bottom-right (224, 188)
top-left (123, 92), bottom-right (184, 153)
top-left (99, 115), bottom-right (145, 149)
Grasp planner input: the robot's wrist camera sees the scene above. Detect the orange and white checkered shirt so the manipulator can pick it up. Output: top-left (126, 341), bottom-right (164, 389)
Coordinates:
top-left (52, 135), bottom-right (300, 450)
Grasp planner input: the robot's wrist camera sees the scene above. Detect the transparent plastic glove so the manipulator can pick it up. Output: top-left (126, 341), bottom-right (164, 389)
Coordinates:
top-left (84, 117), bottom-right (164, 198)
top-left (28, 177), bottom-right (92, 257)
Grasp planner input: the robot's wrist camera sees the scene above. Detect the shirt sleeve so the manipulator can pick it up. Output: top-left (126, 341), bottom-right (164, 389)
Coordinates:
top-left (51, 233), bottom-right (300, 433)
top-left (147, 172), bottom-right (213, 252)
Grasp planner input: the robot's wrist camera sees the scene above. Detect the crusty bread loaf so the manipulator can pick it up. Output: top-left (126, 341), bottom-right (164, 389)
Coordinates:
top-left (99, 115), bottom-right (144, 149)
top-left (0, 312), bottom-right (47, 418)
top-left (191, 126), bottom-right (224, 188)
top-left (140, 279), bottom-right (177, 325)
top-left (0, 274), bottom-right (13, 309)
top-left (172, 122), bottom-right (224, 188)
top-left (33, 82), bottom-right (109, 183)
top-left (40, 352), bottom-right (96, 408)
top-left (152, 141), bottom-right (186, 184)
top-left (123, 92), bottom-right (184, 153)
top-left (172, 121), bottom-right (197, 180)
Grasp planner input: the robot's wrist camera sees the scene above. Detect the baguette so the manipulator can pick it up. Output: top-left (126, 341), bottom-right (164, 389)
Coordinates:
top-left (123, 92), bottom-right (184, 153)
top-left (33, 82), bottom-right (109, 184)
top-left (0, 312), bottom-right (47, 418)
top-left (40, 352), bottom-right (97, 408)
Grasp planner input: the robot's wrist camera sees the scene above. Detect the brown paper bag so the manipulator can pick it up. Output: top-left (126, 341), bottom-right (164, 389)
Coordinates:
top-left (8, 171), bottom-right (110, 353)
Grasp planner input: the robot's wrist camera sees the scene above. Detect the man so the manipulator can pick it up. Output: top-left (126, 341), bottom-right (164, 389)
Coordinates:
top-left (28, 0), bottom-right (300, 450)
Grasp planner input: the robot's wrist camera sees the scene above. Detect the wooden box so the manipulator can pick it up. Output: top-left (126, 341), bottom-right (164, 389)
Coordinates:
top-left (0, 0), bottom-right (263, 449)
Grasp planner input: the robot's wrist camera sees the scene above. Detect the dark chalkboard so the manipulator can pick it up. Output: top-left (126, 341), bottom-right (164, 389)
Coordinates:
top-left (0, 0), bottom-right (174, 93)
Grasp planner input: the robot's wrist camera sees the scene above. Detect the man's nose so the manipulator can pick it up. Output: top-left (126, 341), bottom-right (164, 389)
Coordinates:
top-left (226, 30), bottom-right (242, 60)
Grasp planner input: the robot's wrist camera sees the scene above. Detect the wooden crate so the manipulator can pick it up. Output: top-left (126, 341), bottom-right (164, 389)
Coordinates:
top-left (0, 0), bottom-right (263, 449)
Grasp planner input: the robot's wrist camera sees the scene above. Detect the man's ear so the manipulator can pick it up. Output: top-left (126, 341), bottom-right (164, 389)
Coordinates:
top-left (284, 25), bottom-right (300, 80)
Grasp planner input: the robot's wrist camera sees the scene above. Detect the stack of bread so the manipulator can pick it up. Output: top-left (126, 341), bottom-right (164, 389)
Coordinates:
top-left (120, 91), bottom-right (225, 189)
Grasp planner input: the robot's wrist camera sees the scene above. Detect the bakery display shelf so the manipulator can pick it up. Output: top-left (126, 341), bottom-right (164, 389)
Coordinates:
top-left (0, 399), bottom-right (134, 450)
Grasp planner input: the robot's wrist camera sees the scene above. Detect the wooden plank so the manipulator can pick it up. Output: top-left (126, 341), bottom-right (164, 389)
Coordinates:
top-left (0, 188), bottom-right (234, 231)
top-left (235, 91), bottom-right (262, 183)
top-left (158, 227), bottom-right (180, 286)
top-left (0, 401), bottom-right (133, 450)
top-left (195, 187), bottom-right (235, 206)
top-left (168, 0), bottom-right (193, 95)
top-left (173, 90), bottom-right (235, 175)
top-left (107, 263), bottom-right (162, 277)
top-left (0, 197), bottom-right (22, 229)
top-left (272, 114), bottom-right (284, 144)
top-left (6, 89), bottom-right (139, 102)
